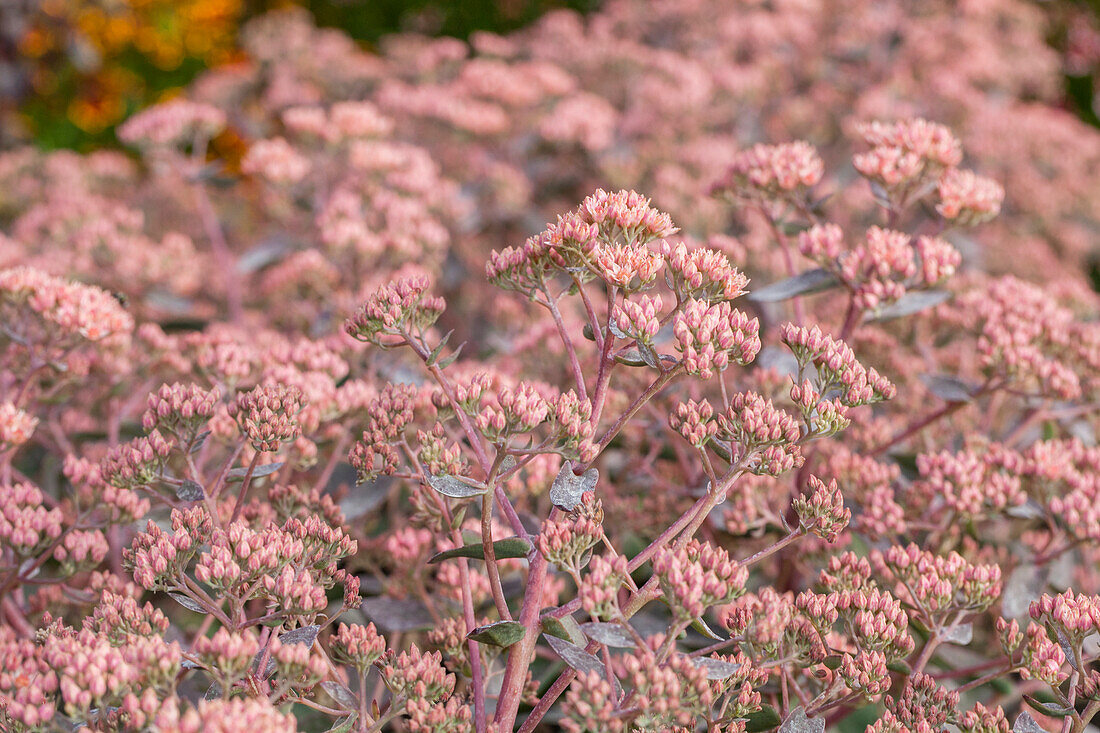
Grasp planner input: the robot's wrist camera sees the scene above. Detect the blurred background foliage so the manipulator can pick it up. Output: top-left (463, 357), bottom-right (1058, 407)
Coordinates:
top-left (0, 0), bottom-right (1096, 151)
top-left (0, 0), bottom-right (598, 150)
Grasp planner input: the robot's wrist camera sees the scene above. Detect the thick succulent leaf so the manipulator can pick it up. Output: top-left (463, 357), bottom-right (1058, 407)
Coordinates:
top-left (778, 706), bottom-right (824, 733)
top-left (748, 269), bottom-right (838, 303)
top-left (176, 479), bottom-right (205, 501)
top-left (428, 474), bottom-right (487, 498)
top-left (467, 621), bottom-right (526, 648)
top-left (321, 681), bottom-right (358, 711)
top-left (692, 656), bottom-right (743, 680)
top-left (226, 462), bottom-right (283, 482)
top-left (920, 374), bottom-right (978, 403)
top-left (550, 463), bottom-right (598, 511)
top-left (428, 537), bottom-right (533, 564)
top-left (867, 291), bottom-right (950, 322)
top-left (168, 592), bottom-right (207, 613)
top-left (580, 622), bottom-right (636, 648)
top-left (360, 596), bottom-right (435, 632)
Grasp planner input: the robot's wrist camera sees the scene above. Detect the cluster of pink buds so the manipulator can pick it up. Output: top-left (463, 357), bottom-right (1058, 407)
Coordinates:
top-left (406, 694), bottom-right (473, 732)
top-left (53, 529), bottom-right (109, 575)
top-left (836, 227), bottom-right (915, 310)
top-left (553, 390), bottom-right (596, 461)
top-left (780, 323), bottom-right (896, 406)
top-left (792, 476), bottom-right (851, 542)
top-left (192, 628), bottom-right (259, 690)
top-left (996, 618), bottom-right (1068, 685)
top-left (713, 141), bottom-right (824, 198)
top-left (853, 118), bottom-right (962, 189)
top-left (673, 299), bottom-right (760, 378)
top-left (957, 702), bottom-right (1011, 733)
top-left (839, 649), bottom-right (890, 697)
top-left (41, 626), bottom-right (181, 721)
top-left (142, 382), bottom-right (219, 441)
top-left (562, 670), bottom-right (621, 733)
top-left (788, 379), bottom-right (851, 439)
top-left (652, 539), bottom-right (747, 620)
top-left (611, 294), bottom-right (663, 345)
top-left (472, 381), bottom-right (549, 440)
top-left (331, 622), bottom-right (387, 674)
top-left (578, 188), bottom-right (678, 246)
top-left (100, 430), bottom-right (173, 489)
top-left (873, 544), bottom-right (1002, 615)
top-left (117, 99), bottom-right (226, 148)
top-left (229, 383), bottom-right (304, 452)
top-left (578, 553), bottom-right (628, 621)
top-left (726, 588), bottom-right (799, 654)
top-left (832, 587), bottom-right (915, 661)
top-left (153, 697), bottom-right (297, 733)
top-left (659, 241), bottom-right (749, 304)
top-left (344, 275), bottom-right (445, 345)
top-left (0, 627), bottom-right (58, 729)
top-left (0, 481), bottom-right (64, 555)
top-left (539, 492), bottom-right (604, 576)
top-left (0, 266), bottom-right (134, 346)
top-left (416, 423), bottom-right (466, 476)
top-left (379, 645), bottom-right (456, 704)
top-left (593, 243), bottom-right (663, 291)
top-left (914, 446), bottom-right (1026, 519)
top-left (1030, 590), bottom-right (1100, 643)
top-left (885, 674), bottom-right (960, 732)
top-left (241, 137), bottom-right (311, 185)
top-left (669, 399), bottom-right (718, 448)
top-left (613, 637), bottom-right (713, 729)
top-left (798, 225), bottom-right (961, 308)
top-left (936, 168), bottom-right (1005, 225)
top-left (87, 590), bottom-right (169, 643)
top-left (268, 635), bottom-right (327, 688)
top-left (126, 507), bottom-right (210, 591)
top-left (958, 277), bottom-right (1082, 400)
top-left (0, 401), bottom-right (37, 449)
top-left (714, 391), bottom-right (803, 475)
top-left (349, 382), bottom-right (417, 482)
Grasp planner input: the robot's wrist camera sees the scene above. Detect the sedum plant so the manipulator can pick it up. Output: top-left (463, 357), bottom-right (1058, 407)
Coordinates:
top-left (3, 2), bottom-right (1100, 732)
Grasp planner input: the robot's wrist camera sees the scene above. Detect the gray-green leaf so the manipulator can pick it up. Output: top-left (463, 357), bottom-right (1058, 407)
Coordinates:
top-left (467, 621), bottom-right (526, 648)
top-left (550, 463), bottom-right (598, 511)
top-left (748, 269), bottom-right (838, 303)
top-left (428, 474), bottom-right (487, 499)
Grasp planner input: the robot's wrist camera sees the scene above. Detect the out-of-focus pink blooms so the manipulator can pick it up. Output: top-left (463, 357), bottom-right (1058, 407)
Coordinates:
top-left (242, 137), bottom-right (311, 184)
top-left (117, 100), bottom-right (226, 148)
top-left (936, 168), bottom-right (1005, 225)
top-left (0, 401), bottom-right (37, 448)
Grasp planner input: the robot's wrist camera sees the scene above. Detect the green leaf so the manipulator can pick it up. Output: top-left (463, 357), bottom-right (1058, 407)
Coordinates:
top-left (690, 615), bottom-right (724, 641)
top-left (428, 537), bottom-right (533, 564)
top-left (540, 614), bottom-right (586, 646)
top-left (435, 343), bottom-right (465, 370)
top-left (1023, 695), bottom-right (1073, 718)
top-left (427, 474), bottom-right (487, 499)
top-left (467, 621), bottom-right (526, 648)
top-left (743, 705), bottom-right (782, 732)
top-left (425, 330), bottom-right (454, 366)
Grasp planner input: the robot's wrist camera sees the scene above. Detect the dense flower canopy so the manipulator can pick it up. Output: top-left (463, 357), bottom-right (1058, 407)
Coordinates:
top-left (2, 1), bottom-right (1100, 732)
